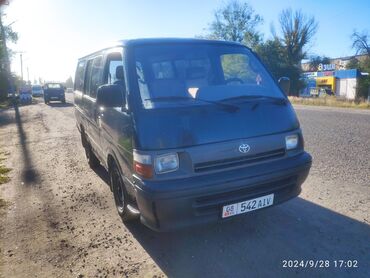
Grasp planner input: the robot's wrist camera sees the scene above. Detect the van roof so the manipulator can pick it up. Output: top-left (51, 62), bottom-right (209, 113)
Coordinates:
top-left (118, 38), bottom-right (244, 47)
top-left (78, 38), bottom-right (246, 60)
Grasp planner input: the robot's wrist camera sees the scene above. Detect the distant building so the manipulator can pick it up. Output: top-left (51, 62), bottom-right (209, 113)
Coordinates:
top-left (300, 55), bottom-right (368, 100)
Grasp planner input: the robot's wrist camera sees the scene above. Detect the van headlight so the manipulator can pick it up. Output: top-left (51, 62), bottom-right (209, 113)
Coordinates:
top-left (285, 134), bottom-right (298, 150)
top-left (154, 153), bottom-right (179, 174)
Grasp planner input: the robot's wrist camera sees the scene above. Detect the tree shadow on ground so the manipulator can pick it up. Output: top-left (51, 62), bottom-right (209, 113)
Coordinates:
top-left (0, 109), bottom-right (14, 128)
top-left (124, 198), bottom-right (370, 278)
top-left (14, 104), bottom-right (40, 184)
top-left (91, 164), bottom-right (110, 187)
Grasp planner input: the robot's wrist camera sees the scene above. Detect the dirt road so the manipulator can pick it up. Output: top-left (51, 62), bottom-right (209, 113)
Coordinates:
top-left (0, 94), bottom-right (369, 278)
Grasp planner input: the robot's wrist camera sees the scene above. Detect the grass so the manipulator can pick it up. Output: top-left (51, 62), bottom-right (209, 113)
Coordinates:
top-left (0, 166), bottom-right (11, 184)
top-left (289, 96), bottom-right (370, 110)
top-left (0, 97), bottom-right (13, 109)
top-left (0, 151), bottom-right (11, 185)
top-left (0, 151), bottom-right (11, 209)
top-left (0, 198), bottom-right (7, 209)
top-left (0, 150), bottom-right (10, 278)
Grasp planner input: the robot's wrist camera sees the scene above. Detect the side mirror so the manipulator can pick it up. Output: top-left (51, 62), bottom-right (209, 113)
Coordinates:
top-left (278, 77), bottom-right (290, 95)
top-left (97, 84), bottom-right (125, 107)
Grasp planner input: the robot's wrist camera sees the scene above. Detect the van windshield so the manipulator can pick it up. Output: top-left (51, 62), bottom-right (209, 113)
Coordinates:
top-left (134, 43), bottom-right (284, 109)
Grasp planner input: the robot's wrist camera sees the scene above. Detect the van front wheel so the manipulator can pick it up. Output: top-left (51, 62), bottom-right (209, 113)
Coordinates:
top-left (110, 162), bottom-right (138, 222)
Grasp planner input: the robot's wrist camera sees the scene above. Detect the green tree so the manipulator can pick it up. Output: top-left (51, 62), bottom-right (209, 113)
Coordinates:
top-left (350, 30), bottom-right (370, 99)
top-left (354, 58), bottom-right (370, 99)
top-left (207, 0), bottom-right (263, 48)
top-left (351, 30), bottom-right (370, 56)
top-left (0, 6), bottom-right (18, 100)
top-left (205, 3), bottom-right (318, 96)
top-left (278, 9), bottom-right (318, 66)
top-left (256, 39), bottom-right (303, 94)
top-left (255, 39), bottom-right (288, 78)
top-left (276, 9), bottom-right (318, 95)
top-left (345, 57), bottom-right (359, 70)
top-left (11, 73), bottom-right (25, 91)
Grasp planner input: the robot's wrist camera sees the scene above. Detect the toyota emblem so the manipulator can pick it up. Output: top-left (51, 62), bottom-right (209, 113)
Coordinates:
top-left (239, 144), bottom-right (250, 154)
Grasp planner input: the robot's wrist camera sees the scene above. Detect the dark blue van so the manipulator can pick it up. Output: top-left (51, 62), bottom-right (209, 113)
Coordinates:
top-left (43, 83), bottom-right (66, 104)
top-left (74, 38), bottom-right (311, 231)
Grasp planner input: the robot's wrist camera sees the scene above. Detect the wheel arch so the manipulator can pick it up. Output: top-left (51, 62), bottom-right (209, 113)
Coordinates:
top-left (80, 124), bottom-right (88, 148)
top-left (107, 150), bottom-right (124, 191)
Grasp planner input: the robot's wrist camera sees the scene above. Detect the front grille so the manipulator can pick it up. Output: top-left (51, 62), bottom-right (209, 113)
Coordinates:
top-left (193, 176), bottom-right (297, 215)
top-left (194, 148), bottom-right (286, 173)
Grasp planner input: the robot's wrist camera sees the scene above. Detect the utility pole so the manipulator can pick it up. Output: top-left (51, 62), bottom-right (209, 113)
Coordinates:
top-left (20, 53), bottom-right (23, 81)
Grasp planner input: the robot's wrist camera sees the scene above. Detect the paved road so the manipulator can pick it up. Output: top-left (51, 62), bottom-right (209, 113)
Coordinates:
top-left (0, 95), bottom-right (369, 278)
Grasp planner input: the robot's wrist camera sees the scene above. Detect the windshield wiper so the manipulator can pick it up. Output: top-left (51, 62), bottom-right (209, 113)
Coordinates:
top-left (144, 96), bottom-right (239, 112)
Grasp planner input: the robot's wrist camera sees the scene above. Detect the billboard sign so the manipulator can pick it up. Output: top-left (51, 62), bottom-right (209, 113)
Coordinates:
top-left (318, 63), bottom-right (336, 71)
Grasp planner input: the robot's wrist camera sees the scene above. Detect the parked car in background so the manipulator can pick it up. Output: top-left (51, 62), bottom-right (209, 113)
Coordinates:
top-left (31, 85), bottom-right (44, 97)
top-left (319, 88), bottom-right (334, 97)
top-left (19, 86), bottom-right (32, 104)
top-left (43, 83), bottom-right (66, 104)
top-left (66, 88), bottom-right (74, 93)
top-left (74, 38), bottom-right (312, 231)
top-left (310, 87), bottom-right (319, 97)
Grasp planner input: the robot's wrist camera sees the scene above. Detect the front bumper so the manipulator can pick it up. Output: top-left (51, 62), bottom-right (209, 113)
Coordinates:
top-left (134, 152), bottom-right (312, 231)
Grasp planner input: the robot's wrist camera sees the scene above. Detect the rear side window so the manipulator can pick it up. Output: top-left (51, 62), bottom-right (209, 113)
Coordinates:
top-left (84, 59), bottom-right (93, 95)
top-left (108, 60), bottom-right (122, 83)
top-left (104, 51), bottom-right (123, 85)
top-left (89, 56), bottom-right (103, 98)
top-left (75, 60), bottom-right (86, 91)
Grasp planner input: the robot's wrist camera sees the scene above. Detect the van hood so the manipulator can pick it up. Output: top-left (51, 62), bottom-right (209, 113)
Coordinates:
top-left (135, 102), bottom-right (299, 150)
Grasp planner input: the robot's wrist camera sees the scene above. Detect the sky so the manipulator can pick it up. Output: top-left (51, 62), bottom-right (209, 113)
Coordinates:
top-left (3, 0), bottom-right (370, 83)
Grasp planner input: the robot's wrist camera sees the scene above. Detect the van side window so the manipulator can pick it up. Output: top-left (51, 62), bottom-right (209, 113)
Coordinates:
top-left (75, 60), bottom-right (85, 91)
top-left (84, 59), bottom-right (93, 95)
top-left (89, 56), bottom-right (104, 98)
top-left (104, 52), bottom-right (123, 86)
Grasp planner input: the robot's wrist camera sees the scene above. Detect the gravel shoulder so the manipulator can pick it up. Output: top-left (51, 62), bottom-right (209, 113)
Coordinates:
top-left (0, 96), bottom-right (369, 277)
top-left (294, 105), bottom-right (370, 225)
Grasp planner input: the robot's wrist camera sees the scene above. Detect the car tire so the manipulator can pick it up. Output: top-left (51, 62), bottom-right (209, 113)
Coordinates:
top-left (62, 99), bottom-right (66, 104)
top-left (80, 129), bottom-right (87, 149)
top-left (110, 162), bottom-right (138, 222)
top-left (85, 143), bottom-right (100, 169)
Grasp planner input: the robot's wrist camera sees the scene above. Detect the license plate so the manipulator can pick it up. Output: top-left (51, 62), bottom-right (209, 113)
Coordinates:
top-left (222, 194), bottom-right (274, 218)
